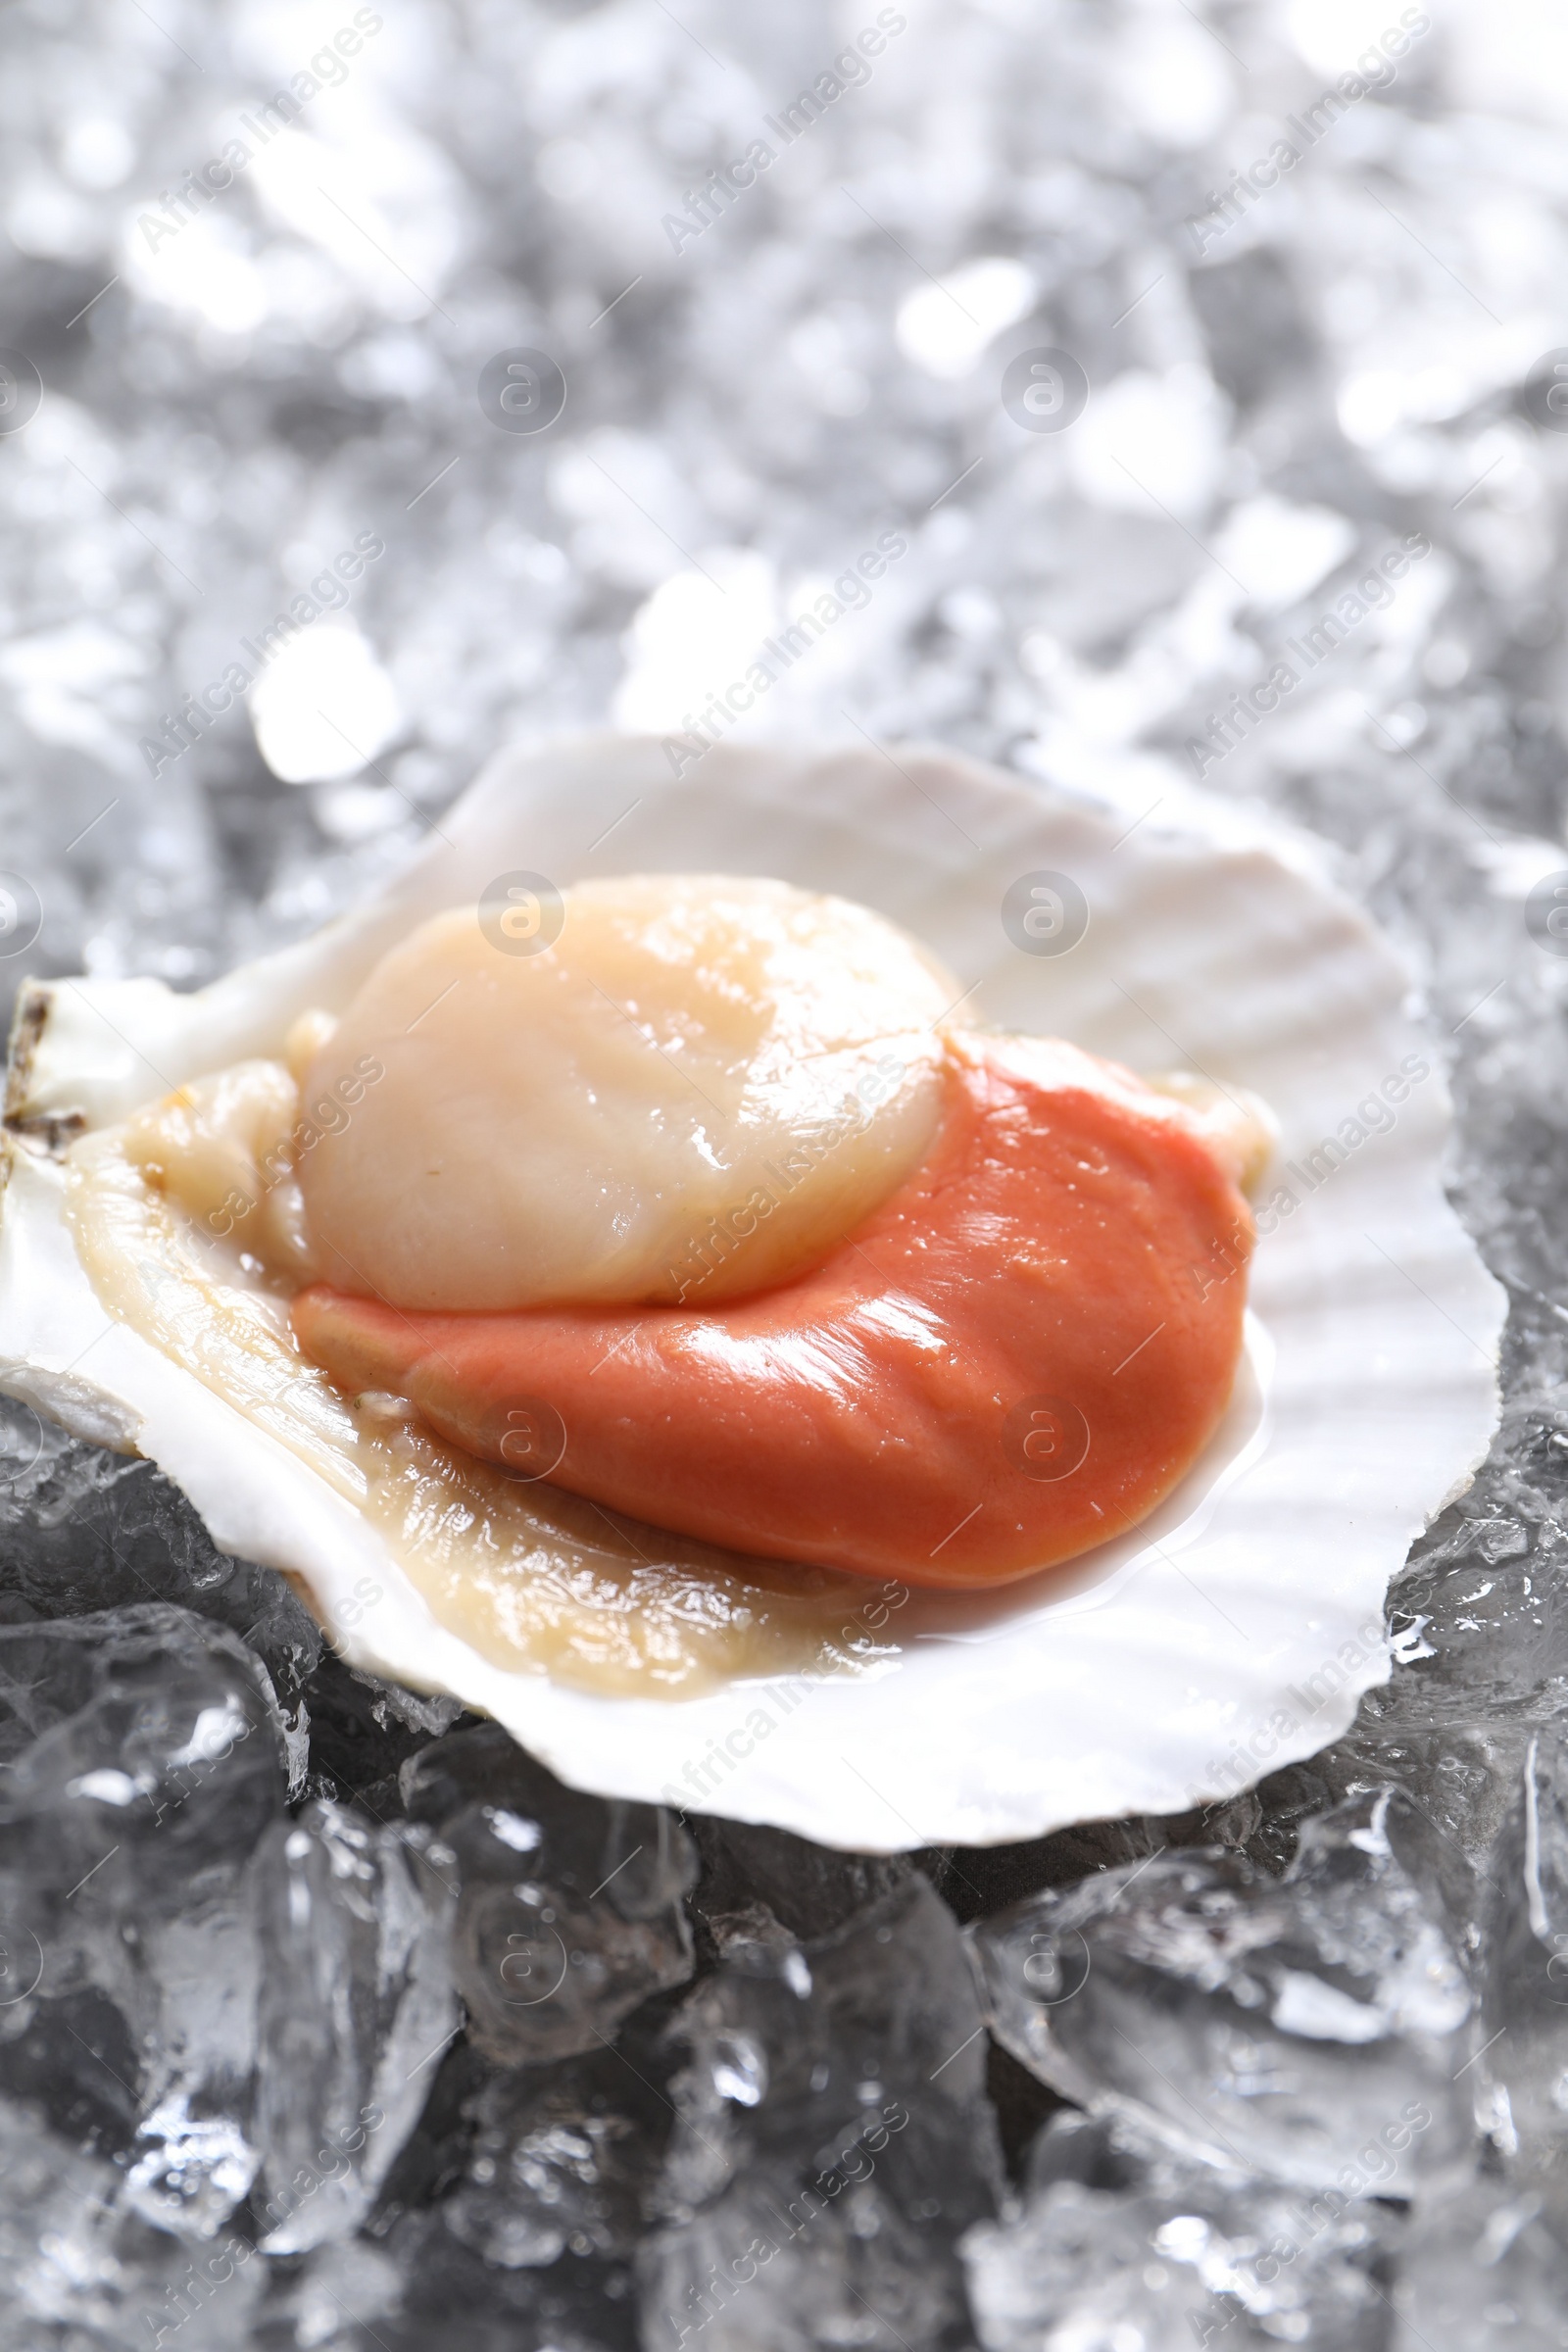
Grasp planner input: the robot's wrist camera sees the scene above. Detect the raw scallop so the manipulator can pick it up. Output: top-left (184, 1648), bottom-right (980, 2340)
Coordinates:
top-left (296, 873), bottom-right (956, 1310)
top-left (0, 733), bottom-right (1504, 1848)
top-left (294, 1034), bottom-right (1254, 1587)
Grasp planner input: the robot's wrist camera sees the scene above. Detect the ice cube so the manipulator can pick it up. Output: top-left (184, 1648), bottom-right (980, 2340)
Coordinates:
top-left (400, 1723), bottom-right (697, 2067)
top-left (1391, 2172), bottom-right (1568, 2350)
top-left (971, 1792), bottom-right (1473, 2191)
top-left (641, 1875), bottom-right (1002, 2351)
top-left (1478, 1725), bottom-right (1568, 2224)
top-left (248, 2238), bottom-right (404, 2349)
top-left (0, 2091), bottom-right (264, 2350)
top-left (442, 2043), bottom-right (668, 2268)
top-left (123, 2090), bottom-right (259, 2241)
top-left (0, 1603), bottom-right (287, 1915)
top-left (963, 2110), bottom-right (1404, 2352)
top-left (0, 1605), bottom-right (286, 2235)
top-left (344, 2202), bottom-right (641, 2351)
top-left (250, 1796), bottom-right (458, 2254)
top-left (0, 1419), bottom-right (319, 1787)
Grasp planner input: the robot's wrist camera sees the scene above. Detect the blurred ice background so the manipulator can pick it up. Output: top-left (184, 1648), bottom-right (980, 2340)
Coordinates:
top-left (8, 0), bottom-right (1568, 2343)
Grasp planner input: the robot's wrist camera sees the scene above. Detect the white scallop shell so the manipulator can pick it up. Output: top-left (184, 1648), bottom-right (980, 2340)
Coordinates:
top-left (0, 737), bottom-right (1504, 1850)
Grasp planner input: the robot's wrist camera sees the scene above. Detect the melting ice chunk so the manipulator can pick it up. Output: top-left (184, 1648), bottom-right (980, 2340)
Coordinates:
top-left (250, 1798), bottom-right (457, 2253)
top-left (969, 1792), bottom-right (1472, 2193)
top-left (962, 2110), bottom-right (1402, 2352)
top-left (641, 1876), bottom-right (1002, 2352)
top-left (399, 1723), bottom-right (697, 2067)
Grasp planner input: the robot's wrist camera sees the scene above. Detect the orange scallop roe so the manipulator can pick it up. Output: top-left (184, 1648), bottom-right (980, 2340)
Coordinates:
top-left (291, 1033), bottom-right (1254, 1590)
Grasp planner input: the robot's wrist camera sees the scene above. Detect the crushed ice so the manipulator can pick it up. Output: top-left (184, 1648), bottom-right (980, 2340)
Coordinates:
top-left (2, 0), bottom-right (1567, 2341)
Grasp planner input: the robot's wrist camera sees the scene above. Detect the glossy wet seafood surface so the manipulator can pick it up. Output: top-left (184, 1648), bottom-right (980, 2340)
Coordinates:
top-left (298, 874), bottom-right (956, 1310)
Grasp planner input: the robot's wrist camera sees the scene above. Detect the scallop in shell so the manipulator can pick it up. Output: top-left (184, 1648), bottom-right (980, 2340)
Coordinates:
top-left (0, 736), bottom-right (1503, 1849)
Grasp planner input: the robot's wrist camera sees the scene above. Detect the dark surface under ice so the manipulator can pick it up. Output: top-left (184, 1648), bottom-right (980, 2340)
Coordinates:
top-left (4, 0), bottom-right (1568, 2343)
